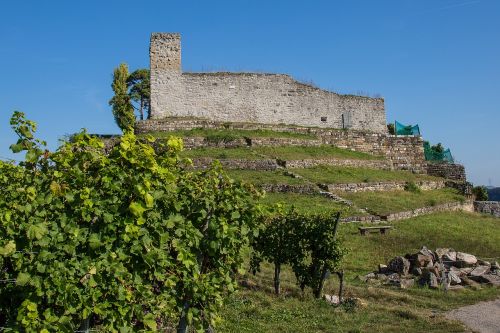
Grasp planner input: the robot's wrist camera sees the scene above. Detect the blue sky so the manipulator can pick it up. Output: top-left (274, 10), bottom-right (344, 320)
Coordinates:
top-left (1, 0), bottom-right (499, 185)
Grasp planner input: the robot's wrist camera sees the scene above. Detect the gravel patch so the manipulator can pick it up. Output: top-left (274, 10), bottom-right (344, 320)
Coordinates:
top-left (446, 298), bottom-right (500, 333)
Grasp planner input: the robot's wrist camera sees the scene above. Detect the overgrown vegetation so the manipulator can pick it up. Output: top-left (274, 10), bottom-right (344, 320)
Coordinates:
top-left (0, 112), bottom-right (261, 332)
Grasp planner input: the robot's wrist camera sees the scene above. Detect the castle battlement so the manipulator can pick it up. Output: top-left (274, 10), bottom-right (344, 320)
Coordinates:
top-left (150, 33), bottom-right (387, 133)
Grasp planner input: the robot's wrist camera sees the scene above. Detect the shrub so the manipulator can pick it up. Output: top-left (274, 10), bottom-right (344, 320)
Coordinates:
top-left (0, 112), bottom-right (261, 332)
top-left (472, 186), bottom-right (489, 201)
top-left (404, 181), bottom-right (421, 193)
top-left (387, 123), bottom-right (395, 135)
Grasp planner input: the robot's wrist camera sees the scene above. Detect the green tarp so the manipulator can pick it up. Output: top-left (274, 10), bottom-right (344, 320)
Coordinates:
top-left (423, 141), bottom-right (454, 163)
top-left (395, 121), bottom-right (420, 136)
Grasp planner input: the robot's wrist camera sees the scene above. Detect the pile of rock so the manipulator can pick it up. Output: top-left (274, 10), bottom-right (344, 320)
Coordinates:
top-left (362, 246), bottom-right (500, 290)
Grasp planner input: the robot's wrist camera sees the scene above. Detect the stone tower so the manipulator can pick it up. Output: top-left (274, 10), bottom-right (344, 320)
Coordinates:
top-left (150, 33), bottom-right (182, 118)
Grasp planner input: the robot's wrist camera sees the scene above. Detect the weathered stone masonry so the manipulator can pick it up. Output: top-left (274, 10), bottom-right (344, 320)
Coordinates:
top-left (150, 33), bottom-right (387, 133)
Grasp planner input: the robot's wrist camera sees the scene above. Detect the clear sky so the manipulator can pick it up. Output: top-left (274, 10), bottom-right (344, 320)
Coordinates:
top-left (1, 0), bottom-right (499, 185)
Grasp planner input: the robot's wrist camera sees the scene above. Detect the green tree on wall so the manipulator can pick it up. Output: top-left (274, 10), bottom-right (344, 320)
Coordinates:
top-left (109, 63), bottom-right (135, 131)
top-left (127, 69), bottom-right (151, 120)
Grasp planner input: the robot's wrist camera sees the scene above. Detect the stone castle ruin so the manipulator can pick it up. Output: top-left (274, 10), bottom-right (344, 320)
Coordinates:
top-left (150, 33), bottom-right (387, 133)
top-left (138, 32), bottom-right (467, 183)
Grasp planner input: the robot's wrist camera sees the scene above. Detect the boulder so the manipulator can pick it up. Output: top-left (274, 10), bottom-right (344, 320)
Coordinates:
top-left (394, 278), bottom-right (415, 289)
top-left (361, 272), bottom-right (376, 282)
top-left (411, 267), bottom-right (423, 276)
top-left (435, 248), bottom-right (457, 263)
top-left (418, 246), bottom-right (435, 260)
top-left (491, 261), bottom-right (499, 271)
top-left (378, 264), bottom-right (389, 274)
top-left (376, 273), bottom-right (388, 281)
top-left (447, 271), bottom-right (462, 286)
top-left (409, 253), bottom-right (433, 268)
top-left (470, 265), bottom-right (490, 277)
top-left (442, 251), bottom-right (457, 263)
top-left (459, 267), bottom-right (474, 276)
top-left (460, 276), bottom-right (482, 290)
top-left (428, 272), bottom-right (439, 289)
top-left (388, 256), bottom-right (411, 275)
top-left (474, 274), bottom-right (500, 286)
top-left (477, 259), bottom-right (491, 266)
top-left (420, 271), bottom-right (439, 289)
top-left (455, 252), bottom-right (477, 267)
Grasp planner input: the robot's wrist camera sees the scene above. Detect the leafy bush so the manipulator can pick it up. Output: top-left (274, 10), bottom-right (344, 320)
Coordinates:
top-left (404, 181), bottom-right (421, 193)
top-left (387, 123), bottom-right (395, 135)
top-left (472, 186), bottom-right (489, 201)
top-left (0, 112), bottom-right (261, 332)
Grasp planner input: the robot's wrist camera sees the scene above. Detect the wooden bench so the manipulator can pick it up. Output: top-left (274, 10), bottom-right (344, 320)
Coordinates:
top-left (358, 226), bottom-right (393, 236)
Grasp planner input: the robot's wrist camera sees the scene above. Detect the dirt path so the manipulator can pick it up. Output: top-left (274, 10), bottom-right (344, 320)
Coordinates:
top-left (446, 298), bottom-right (500, 333)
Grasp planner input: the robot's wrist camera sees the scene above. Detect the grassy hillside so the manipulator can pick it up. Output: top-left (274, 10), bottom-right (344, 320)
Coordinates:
top-left (293, 165), bottom-right (439, 184)
top-left (259, 192), bottom-right (366, 217)
top-left (219, 212), bottom-right (500, 333)
top-left (340, 188), bottom-right (465, 215)
top-left (181, 145), bottom-right (382, 160)
top-left (144, 128), bottom-right (318, 140)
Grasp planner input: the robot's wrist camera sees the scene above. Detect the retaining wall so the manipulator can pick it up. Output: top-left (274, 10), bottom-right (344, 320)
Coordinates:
top-left (426, 162), bottom-right (466, 181)
top-left (323, 180), bottom-right (446, 193)
top-left (382, 200), bottom-right (474, 222)
top-left (474, 201), bottom-right (500, 217)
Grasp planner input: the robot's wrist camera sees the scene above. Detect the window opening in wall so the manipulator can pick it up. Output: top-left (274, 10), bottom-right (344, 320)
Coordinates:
top-left (321, 116), bottom-right (327, 122)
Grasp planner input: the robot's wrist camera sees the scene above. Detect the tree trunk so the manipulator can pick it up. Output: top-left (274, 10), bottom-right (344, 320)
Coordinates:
top-left (336, 270), bottom-right (344, 303)
top-left (139, 99), bottom-right (144, 120)
top-left (177, 300), bottom-right (190, 333)
top-left (314, 264), bottom-right (328, 298)
top-left (274, 262), bottom-right (281, 295)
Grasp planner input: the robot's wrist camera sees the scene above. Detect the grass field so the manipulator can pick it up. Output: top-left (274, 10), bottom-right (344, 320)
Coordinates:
top-left (143, 128), bottom-right (318, 140)
top-left (259, 192), bottom-right (365, 217)
top-left (293, 165), bottom-right (440, 184)
top-left (340, 188), bottom-right (465, 215)
top-left (218, 212), bottom-right (500, 332)
top-left (181, 145), bottom-right (382, 161)
top-left (226, 170), bottom-right (307, 185)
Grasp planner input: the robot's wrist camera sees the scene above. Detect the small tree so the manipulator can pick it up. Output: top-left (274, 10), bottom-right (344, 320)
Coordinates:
top-left (387, 123), bottom-right (395, 135)
top-left (472, 186), bottom-right (489, 201)
top-left (127, 69), bottom-right (150, 120)
top-left (109, 63), bottom-right (135, 131)
top-left (431, 143), bottom-right (444, 154)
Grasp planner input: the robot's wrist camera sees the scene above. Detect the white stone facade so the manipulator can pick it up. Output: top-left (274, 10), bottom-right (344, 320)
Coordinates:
top-left (150, 33), bottom-right (387, 133)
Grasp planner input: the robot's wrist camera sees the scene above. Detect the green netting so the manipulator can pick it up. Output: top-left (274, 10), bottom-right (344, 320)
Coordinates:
top-left (395, 121), bottom-right (420, 136)
top-left (423, 141), bottom-right (454, 163)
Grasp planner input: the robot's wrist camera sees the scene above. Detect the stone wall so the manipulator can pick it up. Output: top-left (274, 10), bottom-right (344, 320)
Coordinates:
top-left (149, 33), bottom-right (387, 133)
top-left (283, 158), bottom-right (393, 170)
top-left (474, 201), bottom-right (500, 217)
top-left (135, 118), bottom-right (426, 173)
top-left (426, 163), bottom-right (466, 181)
top-left (383, 200), bottom-right (474, 222)
top-left (323, 180), bottom-right (445, 193)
